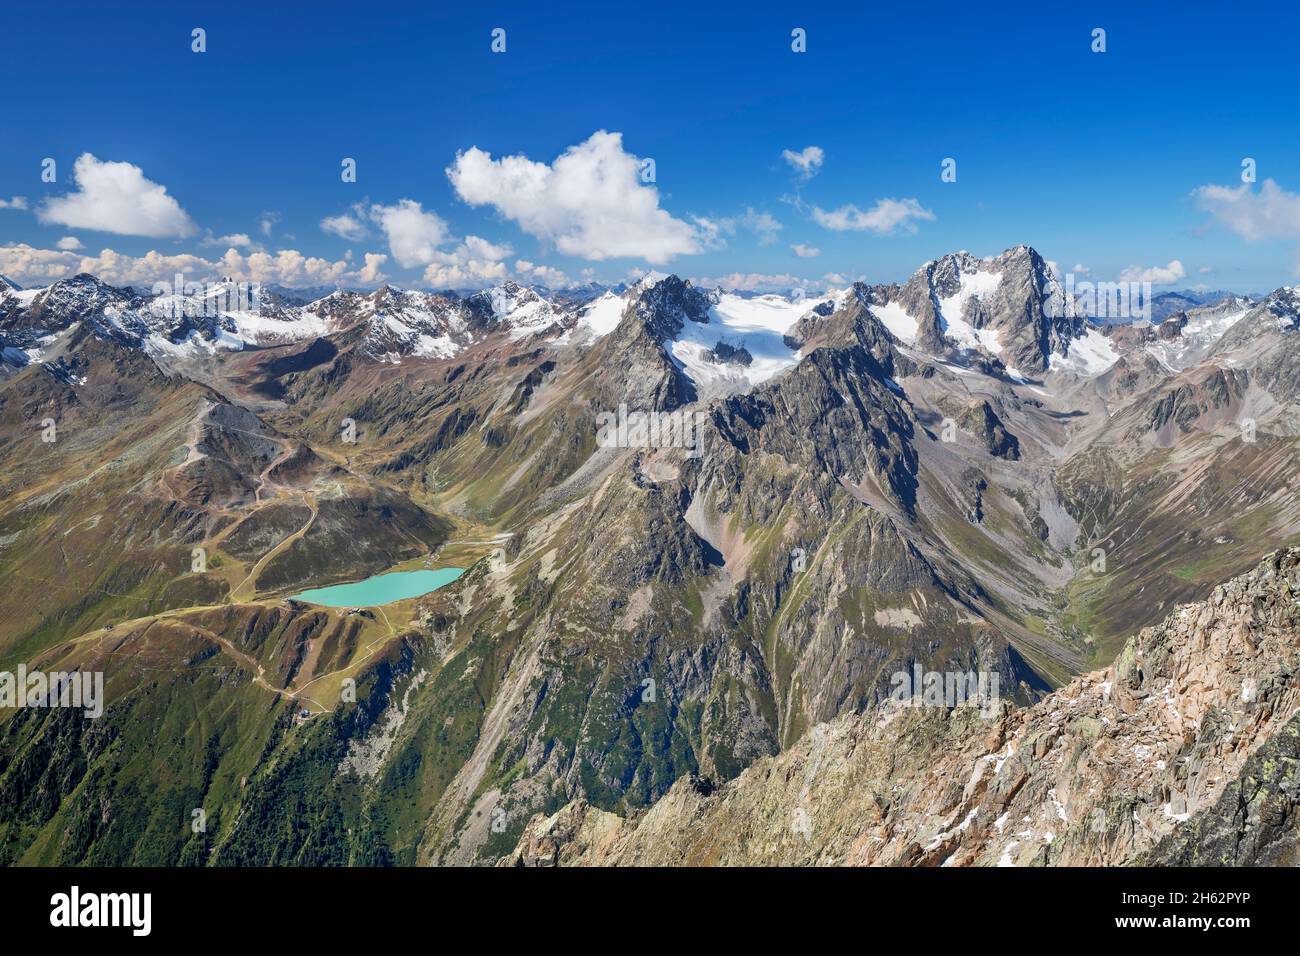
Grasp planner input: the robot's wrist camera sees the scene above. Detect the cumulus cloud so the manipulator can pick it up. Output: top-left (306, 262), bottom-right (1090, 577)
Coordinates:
top-left (56, 236), bottom-right (84, 251)
top-left (0, 244), bottom-right (88, 283)
top-left (0, 242), bottom-right (383, 289)
top-left (0, 244), bottom-right (219, 287)
top-left (515, 259), bottom-right (571, 288)
top-left (202, 232), bottom-right (253, 248)
top-left (320, 206), bottom-right (369, 241)
top-left (811, 198), bottom-right (935, 235)
top-left (791, 243), bottom-right (820, 258)
top-left (356, 198), bottom-right (570, 288)
top-left (446, 130), bottom-right (702, 263)
top-left (424, 244), bottom-right (574, 290)
top-left (1070, 262), bottom-right (1091, 276)
top-left (0, 196), bottom-right (28, 210)
top-left (1193, 179), bottom-right (1300, 241)
top-left (782, 146), bottom-right (824, 181)
top-left (369, 199), bottom-right (451, 268)
top-left (38, 154), bottom-right (196, 238)
top-left (1118, 260), bottom-right (1186, 285)
top-left (422, 234), bottom-right (512, 288)
top-left (357, 252), bottom-right (389, 285)
top-left (214, 248), bottom-right (361, 287)
top-left (461, 235), bottom-right (511, 262)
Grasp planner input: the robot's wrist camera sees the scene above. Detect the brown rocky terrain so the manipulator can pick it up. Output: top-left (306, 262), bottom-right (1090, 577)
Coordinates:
top-left (506, 548), bottom-right (1300, 865)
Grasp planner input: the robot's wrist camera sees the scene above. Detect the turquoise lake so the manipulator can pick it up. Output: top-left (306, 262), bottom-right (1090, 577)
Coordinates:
top-left (290, 567), bottom-right (465, 607)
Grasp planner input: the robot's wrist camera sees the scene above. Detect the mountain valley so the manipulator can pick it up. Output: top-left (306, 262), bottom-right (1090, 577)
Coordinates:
top-left (2, 245), bottom-right (1297, 866)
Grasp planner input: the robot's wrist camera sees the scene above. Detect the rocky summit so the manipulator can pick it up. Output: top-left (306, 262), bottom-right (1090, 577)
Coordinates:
top-left (1, 247), bottom-right (1298, 867)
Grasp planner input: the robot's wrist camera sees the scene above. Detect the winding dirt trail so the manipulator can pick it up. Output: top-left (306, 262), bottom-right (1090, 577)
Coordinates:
top-left (229, 489), bottom-right (318, 601)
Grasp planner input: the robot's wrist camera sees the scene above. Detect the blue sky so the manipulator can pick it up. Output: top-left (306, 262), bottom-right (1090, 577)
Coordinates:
top-left (2, 0), bottom-right (1299, 293)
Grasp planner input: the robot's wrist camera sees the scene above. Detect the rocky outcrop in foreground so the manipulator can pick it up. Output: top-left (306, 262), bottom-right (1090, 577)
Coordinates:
top-left (508, 549), bottom-right (1300, 866)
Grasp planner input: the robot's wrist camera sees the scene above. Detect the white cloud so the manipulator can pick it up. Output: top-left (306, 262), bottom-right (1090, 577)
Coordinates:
top-left (1070, 263), bottom-right (1090, 275)
top-left (811, 198), bottom-right (935, 235)
top-left (0, 244), bottom-right (84, 282)
top-left (203, 232), bottom-right (253, 248)
top-left (357, 253), bottom-right (389, 285)
top-left (691, 216), bottom-right (728, 250)
top-left (219, 248), bottom-right (359, 287)
top-left (515, 259), bottom-right (571, 287)
top-left (736, 208), bottom-right (781, 245)
top-left (0, 242), bottom-right (382, 289)
top-left (360, 198), bottom-right (565, 288)
top-left (38, 154), bottom-right (196, 238)
top-left (446, 130), bottom-right (702, 263)
top-left (791, 243), bottom-right (820, 258)
top-left (100, 249), bottom-right (238, 285)
top-left (0, 196), bottom-right (28, 210)
top-left (1198, 265), bottom-right (1213, 274)
top-left (320, 206), bottom-right (369, 241)
top-left (422, 234), bottom-right (511, 288)
top-left (782, 146), bottom-right (824, 181)
top-left (461, 235), bottom-right (511, 262)
top-left (56, 236), bottom-right (84, 251)
top-left (258, 211), bottom-right (281, 237)
top-left (1118, 260), bottom-right (1186, 285)
top-left (0, 245), bottom-right (221, 287)
top-left (369, 199), bottom-right (451, 269)
top-left (696, 208), bottom-right (783, 248)
top-left (1193, 179), bottom-right (1300, 240)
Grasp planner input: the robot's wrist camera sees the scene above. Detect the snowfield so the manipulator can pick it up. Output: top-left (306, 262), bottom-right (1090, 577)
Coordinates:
top-left (1048, 326), bottom-right (1119, 376)
top-left (1143, 303), bottom-right (1250, 371)
top-left (573, 291), bottom-right (627, 338)
top-left (668, 292), bottom-right (829, 397)
top-left (870, 301), bottom-right (920, 346)
top-left (937, 270), bottom-right (1006, 354)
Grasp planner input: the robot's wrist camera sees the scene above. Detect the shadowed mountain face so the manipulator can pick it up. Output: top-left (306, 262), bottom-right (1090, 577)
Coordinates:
top-left (1, 247), bottom-right (1297, 866)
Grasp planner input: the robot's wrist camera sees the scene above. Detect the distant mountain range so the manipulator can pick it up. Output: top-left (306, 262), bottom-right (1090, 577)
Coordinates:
top-left (2, 245), bottom-right (1298, 866)
top-left (1150, 288), bottom-right (1257, 322)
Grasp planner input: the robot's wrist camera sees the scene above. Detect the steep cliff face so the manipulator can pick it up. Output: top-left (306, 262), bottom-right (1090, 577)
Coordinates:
top-left (1140, 711), bottom-right (1300, 866)
top-left (886, 246), bottom-right (1078, 374)
top-left (507, 548), bottom-right (1300, 866)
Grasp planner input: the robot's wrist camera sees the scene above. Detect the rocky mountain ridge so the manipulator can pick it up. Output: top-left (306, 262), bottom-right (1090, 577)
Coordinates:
top-left (507, 548), bottom-right (1300, 866)
top-left (2, 245), bottom-right (1297, 867)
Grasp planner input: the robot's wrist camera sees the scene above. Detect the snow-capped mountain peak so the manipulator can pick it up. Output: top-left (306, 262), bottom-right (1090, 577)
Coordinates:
top-left (464, 281), bottom-right (562, 340)
top-left (862, 246), bottom-right (1079, 379)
